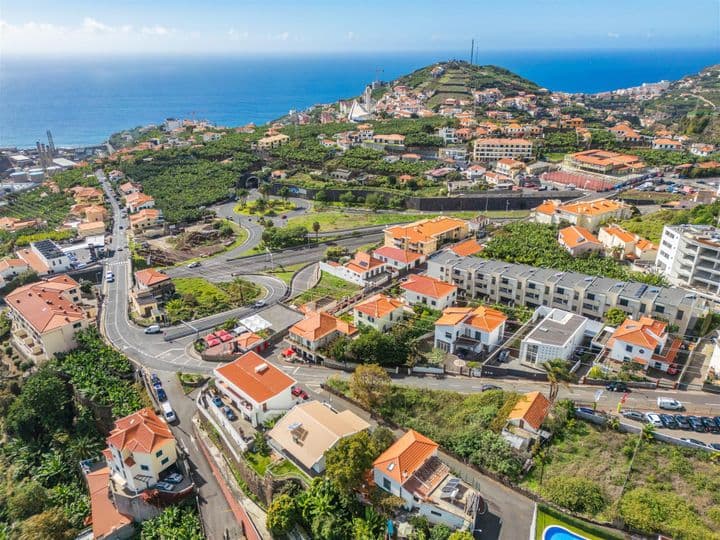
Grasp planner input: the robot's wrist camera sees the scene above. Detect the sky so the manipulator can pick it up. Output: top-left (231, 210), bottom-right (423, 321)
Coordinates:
top-left (1, 0), bottom-right (718, 56)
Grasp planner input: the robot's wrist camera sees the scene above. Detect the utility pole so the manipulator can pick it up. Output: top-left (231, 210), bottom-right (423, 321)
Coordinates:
top-left (470, 39), bottom-right (474, 65)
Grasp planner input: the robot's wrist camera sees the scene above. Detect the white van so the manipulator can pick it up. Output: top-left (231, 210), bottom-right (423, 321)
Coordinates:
top-left (657, 397), bottom-right (683, 411)
top-left (145, 325), bottom-right (162, 334)
top-left (161, 402), bottom-right (176, 423)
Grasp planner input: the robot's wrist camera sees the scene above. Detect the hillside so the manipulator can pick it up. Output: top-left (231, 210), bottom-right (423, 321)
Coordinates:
top-left (642, 64), bottom-right (720, 142)
top-left (395, 61), bottom-right (542, 103)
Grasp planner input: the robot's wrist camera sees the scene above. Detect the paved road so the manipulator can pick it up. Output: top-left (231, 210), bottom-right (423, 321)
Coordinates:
top-left (289, 263), bottom-right (320, 298)
top-left (97, 170), bottom-right (239, 539)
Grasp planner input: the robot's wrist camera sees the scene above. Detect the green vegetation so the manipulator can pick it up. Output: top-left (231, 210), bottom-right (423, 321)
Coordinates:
top-left (522, 416), bottom-right (720, 538)
top-left (618, 201), bottom-right (720, 243)
top-left (236, 197), bottom-right (296, 216)
top-left (481, 222), bottom-right (667, 285)
top-left (266, 263), bottom-right (306, 285)
top-left (261, 224), bottom-right (309, 249)
top-left (294, 271), bottom-right (361, 303)
top-left (167, 277), bottom-right (262, 323)
top-left (140, 504), bottom-right (203, 540)
top-left (0, 329), bottom-right (146, 538)
top-left (14, 228), bottom-right (75, 247)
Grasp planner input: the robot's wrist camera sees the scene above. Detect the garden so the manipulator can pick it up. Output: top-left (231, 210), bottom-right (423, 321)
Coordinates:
top-left (293, 271), bottom-right (361, 304)
top-left (166, 277), bottom-right (263, 323)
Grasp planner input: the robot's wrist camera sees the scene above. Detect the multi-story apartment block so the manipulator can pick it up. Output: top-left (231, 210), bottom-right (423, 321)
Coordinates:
top-left (384, 217), bottom-right (469, 256)
top-left (426, 250), bottom-right (706, 334)
top-left (472, 138), bottom-right (533, 162)
top-left (656, 224), bottom-right (720, 300)
top-left (562, 149), bottom-right (646, 176)
top-left (532, 198), bottom-right (632, 232)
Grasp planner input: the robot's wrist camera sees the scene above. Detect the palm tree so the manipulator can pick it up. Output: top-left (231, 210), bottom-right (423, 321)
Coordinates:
top-left (258, 182), bottom-right (270, 200)
top-left (543, 358), bottom-right (575, 403)
top-left (312, 221), bottom-right (321, 241)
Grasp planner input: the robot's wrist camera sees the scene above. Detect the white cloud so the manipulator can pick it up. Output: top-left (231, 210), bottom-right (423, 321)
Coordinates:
top-left (82, 17), bottom-right (113, 34)
top-left (141, 25), bottom-right (171, 36)
top-left (346, 31), bottom-right (355, 41)
top-left (269, 31), bottom-right (290, 41)
top-left (228, 27), bottom-right (249, 41)
top-left (607, 32), bottom-right (620, 39)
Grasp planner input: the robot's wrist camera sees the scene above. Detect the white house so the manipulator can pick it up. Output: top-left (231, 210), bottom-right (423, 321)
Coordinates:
top-left (214, 351), bottom-right (297, 427)
top-left (502, 391), bottom-right (551, 450)
top-left (288, 311), bottom-right (357, 362)
top-left (557, 225), bottom-right (602, 257)
top-left (519, 309), bottom-right (588, 365)
top-left (372, 246), bottom-right (425, 272)
top-left (319, 252), bottom-right (387, 287)
top-left (267, 401), bottom-right (369, 474)
top-left (607, 316), bottom-right (677, 372)
top-left (352, 293), bottom-right (405, 332)
top-left (598, 225), bottom-right (657, 261)
top-left (434, 305), bottom-right (507, 354)
top-left (400, 274), bottom-right (458, 311)
top-left (104, 408), bottom-right (178, 494)
top-left (373, 430), bottom-right (480, 530)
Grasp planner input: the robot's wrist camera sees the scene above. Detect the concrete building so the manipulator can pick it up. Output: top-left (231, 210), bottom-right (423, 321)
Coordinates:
top-left (562, 149), bottom-right (646, 176)
top-left (352, 293), bottom-right (405, 332)
top-left (214, 351), bottom-right (297, 427)
top-left (655, 224), bottom-right (720, 299)
top-left (606, 316), bottom-right (679, 372)
top-left (268, 401), bottom-right (369, 474)
top-left (400, 274), bottom-right (458, 311)
top-left (129, 209), bottom-right (164, 236)
top-left (519, 308), bottom-right (589, 365)
top-left (434, 305), bottom-right (507, 354)
top-left (6, 275), bottom-right (95, 361)
top-left (472, 138), bottom-right (533, 162)
top-left (372, 246), bottom-right (425, 271)
top-left (288, 311), bottom-right (357, 362)
top-left (373, 430), bottom-right (482, 530)
top-left (384, 217), bottom-right (469, 256)
top-left (502, 391), bottom-right (551, 450)
top-left (319, 252), bottom-right (387, 287)
top-left (257, 133), bottom-right (290, 150)
top-left (0, 258), bottom-right (30, 287)
top-left (426, 250), bottom-right (705, 334)
top-left (598, 225), bottom-right (657, 262)
top-left (557, 225), bottom-right (601, 256)
top-left (532, 198), bottom-right (632, 232)
top-left (125, 192), bottom-right (156, 213)
top-left (16, 239), bottom-right (71, 274)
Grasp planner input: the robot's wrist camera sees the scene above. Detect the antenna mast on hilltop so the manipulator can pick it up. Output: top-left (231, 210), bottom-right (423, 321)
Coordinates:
top-left (470, 39), bottom-right (474, 65)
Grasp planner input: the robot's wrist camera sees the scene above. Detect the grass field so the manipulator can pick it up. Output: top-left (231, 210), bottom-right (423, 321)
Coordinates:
top-left (534, 506), bottom-right (621, 540)
top-left (235, 198), bottom-right (296, 216)
top-left (266, 262), bottom-right (307, 285)
top-left (168, 276), bottom-right (262, 322)
top-left (285, 209), bottom-right (529, 233)
top-left (293, 271), bottom-right (360, 303)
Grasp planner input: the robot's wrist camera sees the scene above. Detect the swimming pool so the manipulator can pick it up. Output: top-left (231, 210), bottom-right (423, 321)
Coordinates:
top-left (543, 525), bottom-right (589, 540)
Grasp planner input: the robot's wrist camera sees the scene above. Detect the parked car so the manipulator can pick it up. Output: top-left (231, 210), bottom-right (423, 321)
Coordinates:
top-left (659, 414), bottom-right (678, 429)
top-left (106, 275), bottom-right (115, 283)
top-left (657, 397), bottom-right (683, 410)
top-left (161, 402), bottom-right (176, 423)
top-left (150, 373), bottom-right (160, 384)
top-left (709, 443), bottom-right (720, 451)
top-left (481, 384), bottom-right (501, 392)
top-left (187, 261), bottom-right (201, 268)
top-left (687, 416), bottom-right (706, 432)
top-left (666, 366), bottom-right (680, 375)
top-left (156, 388), bottom-right (167, 402)
top-left (674, 415), bottom-right (691, 430)
top-left (621, 410), bottom-right (645, 422)
top-left (253, 300), bottom-right (266, 308)
top-left (165, 473), bottom-right (184, 484)
top-left (145, 325), bottom-right (162, 334)
top-left (680, 438), bottom-right (708, 448)
top-left (713, 416), bottom-right (720, 429)
top-left (152, 382), bottom-right (162, 391)
top-left (645, 413), bottom-right (664, 428)
top-left (576, 407), bottom-right (596, 415)
top-left (498, 350), bottom-right (510, 362)
top-left (606, 382), bottom-right (628, 392)
top-left (223, 406), bottom-right (237, 421)
top-left (701, 417), bottom-right (719, 433)
top-left (211, 396), bottom-right (224, 408)
top-left (154, 481), bottom-right (175, 492)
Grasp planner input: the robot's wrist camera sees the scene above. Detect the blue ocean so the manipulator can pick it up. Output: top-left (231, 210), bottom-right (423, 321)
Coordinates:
top-left (1, 48), bottom-right (718, 148)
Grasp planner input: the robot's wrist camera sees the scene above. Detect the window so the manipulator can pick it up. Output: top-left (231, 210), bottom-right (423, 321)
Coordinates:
top-left (655, 305), bottom-right (665, 314)
top-left (625, 345), bottom-right (633, 353)
top-left (676, 310), bottom-right (684, 320)
top-left (383, 478), bottom-right (391, 491)
top-left (155, 450), bottom-right (163, 457)
top-left (141, 465), bottom-right (149, 471)
top-left (619, 298), bottom-right (628, 307)
top-left (161, 457), bottom-right (169, 465)
top-left (445, 332), bottom-right (452, 339)
top-left (73, 322), bottom-right (81, 329)
top-left (430, 510), bottom-right (442, 517)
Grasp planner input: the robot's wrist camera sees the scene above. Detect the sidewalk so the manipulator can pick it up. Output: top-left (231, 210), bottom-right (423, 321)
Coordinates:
top-left (193, 417), bottom-right (270, 540)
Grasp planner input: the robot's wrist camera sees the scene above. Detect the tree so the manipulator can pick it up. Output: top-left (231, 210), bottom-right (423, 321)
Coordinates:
top-left (258, 182), bottom-right (270, 199)
top-left (349, 364), bottom-right (391, 411)
top-left (7, 481), bottom-right (49, 521)
top-left (6, 367), bottom-right (74, 442)
top-left (541, 476), bottom-right (607, 514)
top-left (604, 307), bottom-right (627, 327)
top-left (427, 348), bottom-right (447, 366)
top-left (325, 431), bottom-right (381, 492)
top-left (429, 524), bottom-right (453, 540)
top-left (253, 432), bottom-right (270, 456)
top-left (141, 505), bottom-right (203, 540)
top-left (542, 359), bottom-right (574, 403)
top-left (267, 494), bottom-right (298, 536)
top-left (365, 192), bottom-right (385, 211)
top-left (448, 532), bottom-right (474, 540)
top-left (18, 508), bottom-right (76, 540)
top-left (314, 189), bottom-right (328, 203)
top-left (339, 191), bottom-right (356, 206)
top-left (278, 185), bottom-right (290, 201)
top-left (312, 220), bottom-right (321, 241)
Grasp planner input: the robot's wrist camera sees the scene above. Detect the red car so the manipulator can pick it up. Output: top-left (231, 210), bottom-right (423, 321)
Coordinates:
top-left (667, 365), bottom-right (681, 375)
top-left (292, 386), bottom-right (309, 399)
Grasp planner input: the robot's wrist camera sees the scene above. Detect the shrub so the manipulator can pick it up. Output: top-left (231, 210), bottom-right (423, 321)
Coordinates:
top-left (541, 476), bottom-right (607, 515)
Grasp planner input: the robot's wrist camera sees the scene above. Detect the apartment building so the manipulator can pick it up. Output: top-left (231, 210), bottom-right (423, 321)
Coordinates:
top-left (257, 133), bottom-right (290, 150)
top-left (655, 224), bottom-right (720, 299)
top-left (532, 198), bottom-right (632, 232)
top-left (495, 158), bottom-right (526, 179)
top-left (384, 217), bottom-right (469, 255)
top-left (16, 239), bottom-right (71, 275)
top-left (562, 149), bottom-right (646, 176)
top-left (472, 138), bottom-right (533, 162)
top-left (426, 250), bottom-right (704, 334)
top-left (6, 274), bottom-right (95, 361)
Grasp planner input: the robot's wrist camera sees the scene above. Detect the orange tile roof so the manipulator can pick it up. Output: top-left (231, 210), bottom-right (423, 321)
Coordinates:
top-left (119, 181), bottom-right (138, 194)
top-left (373, 246), bottom-right (424, 264)
top-left (106, 407), bottom-right (174, 454)
top-left (497, 157), bottom-right (525, 168)
top-left (400, 274), bottom-right (457, 299)
top-left (129, 208), bottom-right (161, 224)
top-left (475, 138), bottom-right (532, 145)
top-left (450, 238), bottom-right (483, 257)
top-left (344, 251), bottom-right (385, 274)
top-left (15, 247), bottom-right (49, 273)
top-left (125, 192), bottom-right (154, 206)
top-left (6, 275), bottom-right (86, 333)
top-left (560, 199), bottom-right (628, 217)
top-left (0, 257), bottom-right (28, 271)
top-left (601, 225), bottom-right (636, 244)
top-left (354, 294), bottom-right (404, 319)
top-left (215, 351), bottom-right (296, 403)
top-left (534, 200), bottom-right (560, 216)
top-left (611, 316), bottom-right (667, 349)
top-left (654, 138), bottom-right (681, 146)
top-left (135, 268), bottom-right (171, 287)
top-left (373, 429), bottom-right (438, 484)
top-left (235, 332), bottom-right (263, 349)
top-left (436, 305), bottom-right (507, 332)
top-left (386, 217), bottom-right (467, 245)
top-left (558, 225), bottom-right (600, 249)
top-left (570, 149), bottom-right (644, 168)
top-left (635, 238), bottom-right (657, 252)
top-left (86, 467), bottom-right (133, 539)
top-left (508, 391), bottom-right (551, 430)
top-left (290, 311), bottom-right (357, 342)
